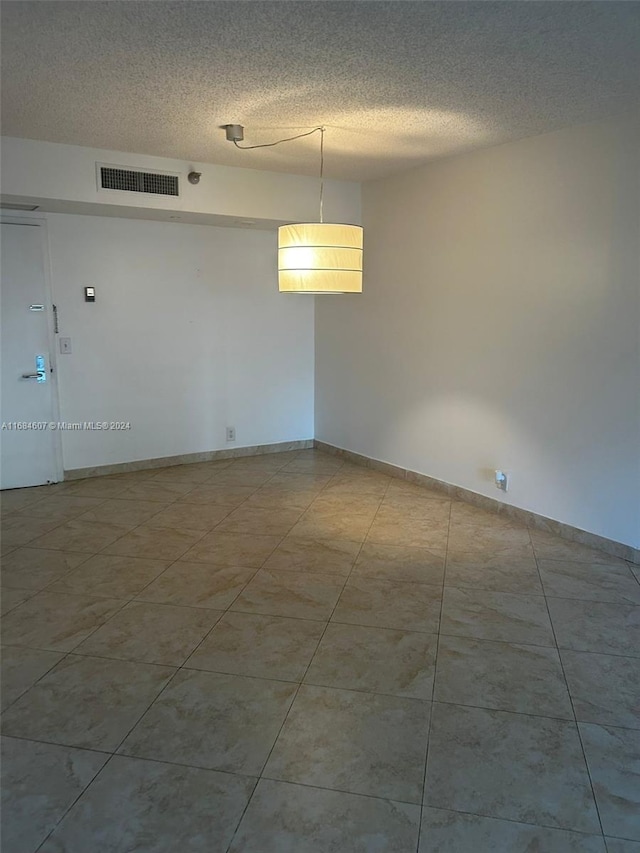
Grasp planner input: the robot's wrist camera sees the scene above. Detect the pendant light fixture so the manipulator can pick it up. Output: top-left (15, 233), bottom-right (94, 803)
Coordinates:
top-left (224, 124), bottom-right (363, 294)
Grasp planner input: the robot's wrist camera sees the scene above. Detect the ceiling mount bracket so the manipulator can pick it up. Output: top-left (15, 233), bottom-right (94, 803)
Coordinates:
top-left (223, 124), bottom-right (244, 143)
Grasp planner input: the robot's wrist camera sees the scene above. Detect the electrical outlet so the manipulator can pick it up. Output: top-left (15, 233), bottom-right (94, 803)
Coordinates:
top-left (226, 426), bottom-right (236, 442)
top-left (59, 337), bottom-right (72, 354)
top-left (495, 470), bottom-right (509, 491)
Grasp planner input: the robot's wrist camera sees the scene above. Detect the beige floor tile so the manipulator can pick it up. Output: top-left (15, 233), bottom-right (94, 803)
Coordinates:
top-left (106, 469), bottom-right (176, 483)
top-left (444, 552), bottom-right (542, 594)
top-left (1, 736), bottom-right (108, 853)
top-left (547, 598), bottom-right (640, 657)
top-left (263, 536), bottom-right (361, 576)
top-left (446, 540), bottom-right (536, 562)
top-left (47, 554), bottom-right (170, 598)
top-left (434, 635), bottom-right (573, 718)
top-left (1, 645), bottom-right (64, 711)
top-left (177, 483), bottom-right (257, 506)
top-left (186, 611), bottom-right (324, 681)
top-left (150, 464), bottom-right (219, 484)
top-left (419, 808), bottom-right (606, 853)
top-left (530, 530), bottom-right (627, 566)
top-left (30, 519), bottom-right (132, 553)
top-left (0, 586), bottom-right (35, 615)
top-left (1, 591), bottom-right (124, 652)
top-left (447, 524), bottom-right (532, 554)
top-left (441, 587), bottom-right (554, 646)
top-left (282, 459), bottom-right (343, 476)
top-left (538, 559), bottom-right (640, 605)
top-left (374, 501), bottom-right (451, 526)
top-left (215, 505), bottom-right (303, 536)
top-left (384, 480), bottom-right (450, 503)
top-left (380, 494), bottom-right (453, 516)
top-left (40, 755), bottom-right (255, 853)
top-left (1, 449), bottom-right (636, 850)
top-left (204, 468), bottom-right (274, 487)
top-left (137, 561), bottom-right (256, 609)
top-left (181, 531), bottom-right (281, 567)
top-left (264, 684), bottom-right (430, 803)
top-left (244, 485), bottom-right (319, 511)
top-left (579, 723), bottom-right (640, 841)
top-left (309, 492), bottom-right (383, 514)
top-left (1, 547), bottom-right (88, 590)
top-left (332, 577), bottom-right (442, 633)
top-left (268, 472), bottom-right (333, 490)
top-left (76, 497), bottom-right (170, 528)
top-left (424, 703), bottom-right (600, 833)
top-left (63, 477), bottom-right (132, 499)
top-left (305, 623), bottom-right (437, 699)
top-left (119, 668), bottom-right (296, 775)
top-left (289, 510), bottom-right (374, 542)
top-left (163, 459), bottom-right (234, 476)
top-left (143, 501), bottom-right (234, 531)
top-left (226, 453), bottom-right (288, 467)
top-left (367, 516), bottom-right (449, 550)
top-left (232, 569), bottom-right (344, 621)
top-left (16, 495), bottom-right (106, 524)
top-left (322, 476), bottom-right (389, 498)
top-left (76, 600), bottom-right (221, 666)
top-left (1, 487), bottom-right (49, 513)
top-left (233, 455), bottom-right (289, 469)
top-left (229, 779), bottom-right (420, 853)
top-left (332, 462), bottom-right (391, 488)
top-left (102, 525), bottom-right (204, 561)
top-left (1, 515), bottom-right (66, 548)
top-left (116, 480), bottom-right (195, 502)
top-left (604, 839), bottom-right (640, 853)
top-left (353, 542), bottom-right (445, 585)
top-left (449, 502), bottom-right (521, 527)
top-left (2, 655), bottom-right (175, 751)
top-left (561, 649), bottom-right (640, 729)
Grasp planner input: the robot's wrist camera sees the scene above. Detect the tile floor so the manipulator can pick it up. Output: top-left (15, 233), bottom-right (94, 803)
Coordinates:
top-left (1, 449), bottom-right (639, 852)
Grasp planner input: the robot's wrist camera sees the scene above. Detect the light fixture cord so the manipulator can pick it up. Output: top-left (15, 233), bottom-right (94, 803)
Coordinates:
top-left (232, 127), bottom-right (323, 150)
top-left (232, 125), bottom-right (326, 224)
top-left (319, 126), bottom-right (325, 224)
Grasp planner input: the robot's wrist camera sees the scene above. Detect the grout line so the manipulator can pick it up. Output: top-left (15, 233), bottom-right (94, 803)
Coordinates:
top-left (529, 527), bottom-right (608, 844)
top-left (224, 456), bottom-right (379, 853)
top-left (417, 493), bottom-right (452, 853)
top-left (0, 649), bottom-right (68, 715)
top-left (222, 449), bottom-right (351, 852)
top-left (34, 452), bottom-right (341, 850)
top-left (33, 753), bottom-right (118, 852)
top-left (2, 727), bottom-right (617, 851)
top-left (5, 451), bottom-right (633, 848)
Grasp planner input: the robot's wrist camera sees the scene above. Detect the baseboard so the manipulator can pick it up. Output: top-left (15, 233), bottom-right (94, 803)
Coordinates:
top-left (64, 439), bottom-right (314, 481)
top-left (314, 440), bottom-right (640, 565)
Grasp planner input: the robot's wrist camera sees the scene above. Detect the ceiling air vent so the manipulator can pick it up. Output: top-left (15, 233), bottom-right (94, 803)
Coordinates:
top-left (98, 164), bottom-right (180, 197)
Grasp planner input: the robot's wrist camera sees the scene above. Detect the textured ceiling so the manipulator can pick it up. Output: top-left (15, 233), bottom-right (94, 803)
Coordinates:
top-left (2, 1), bottom-right (640, 181)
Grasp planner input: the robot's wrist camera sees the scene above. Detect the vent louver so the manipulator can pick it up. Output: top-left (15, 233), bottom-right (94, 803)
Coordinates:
top-left (99, 166), bottom-right (179, 196)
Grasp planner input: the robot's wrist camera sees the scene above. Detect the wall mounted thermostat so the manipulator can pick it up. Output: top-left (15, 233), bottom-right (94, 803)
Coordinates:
top-left (84, 287), bottom-right (96, 302)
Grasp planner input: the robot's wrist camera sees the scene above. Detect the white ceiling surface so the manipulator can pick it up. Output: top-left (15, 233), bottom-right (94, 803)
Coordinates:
top-left (2, 1), bottom-right (640, 181)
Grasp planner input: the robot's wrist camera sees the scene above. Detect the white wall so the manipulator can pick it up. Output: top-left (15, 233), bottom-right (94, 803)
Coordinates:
top-left (1, 137), bottom-right (361, 228)
top-left (47, 214), bottom-right (315, 470)
top-left (316, 116), bottom-right (640, 548)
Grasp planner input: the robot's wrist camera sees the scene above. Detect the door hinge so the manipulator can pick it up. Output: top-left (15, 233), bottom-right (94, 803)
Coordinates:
top-left (52, 304), bottom-right (59, 334)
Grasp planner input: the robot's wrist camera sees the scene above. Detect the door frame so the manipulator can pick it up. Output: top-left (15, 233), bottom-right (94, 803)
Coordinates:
top-left (1, 212), bottom-right (64, 484)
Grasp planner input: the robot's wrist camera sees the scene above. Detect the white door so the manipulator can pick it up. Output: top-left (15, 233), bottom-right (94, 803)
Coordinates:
top-left (1, 222), bottom-right (60, 488)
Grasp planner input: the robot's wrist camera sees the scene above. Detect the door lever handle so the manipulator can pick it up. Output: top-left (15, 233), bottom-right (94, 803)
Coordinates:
top-left (21, 373), bottom-right (41, 379)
